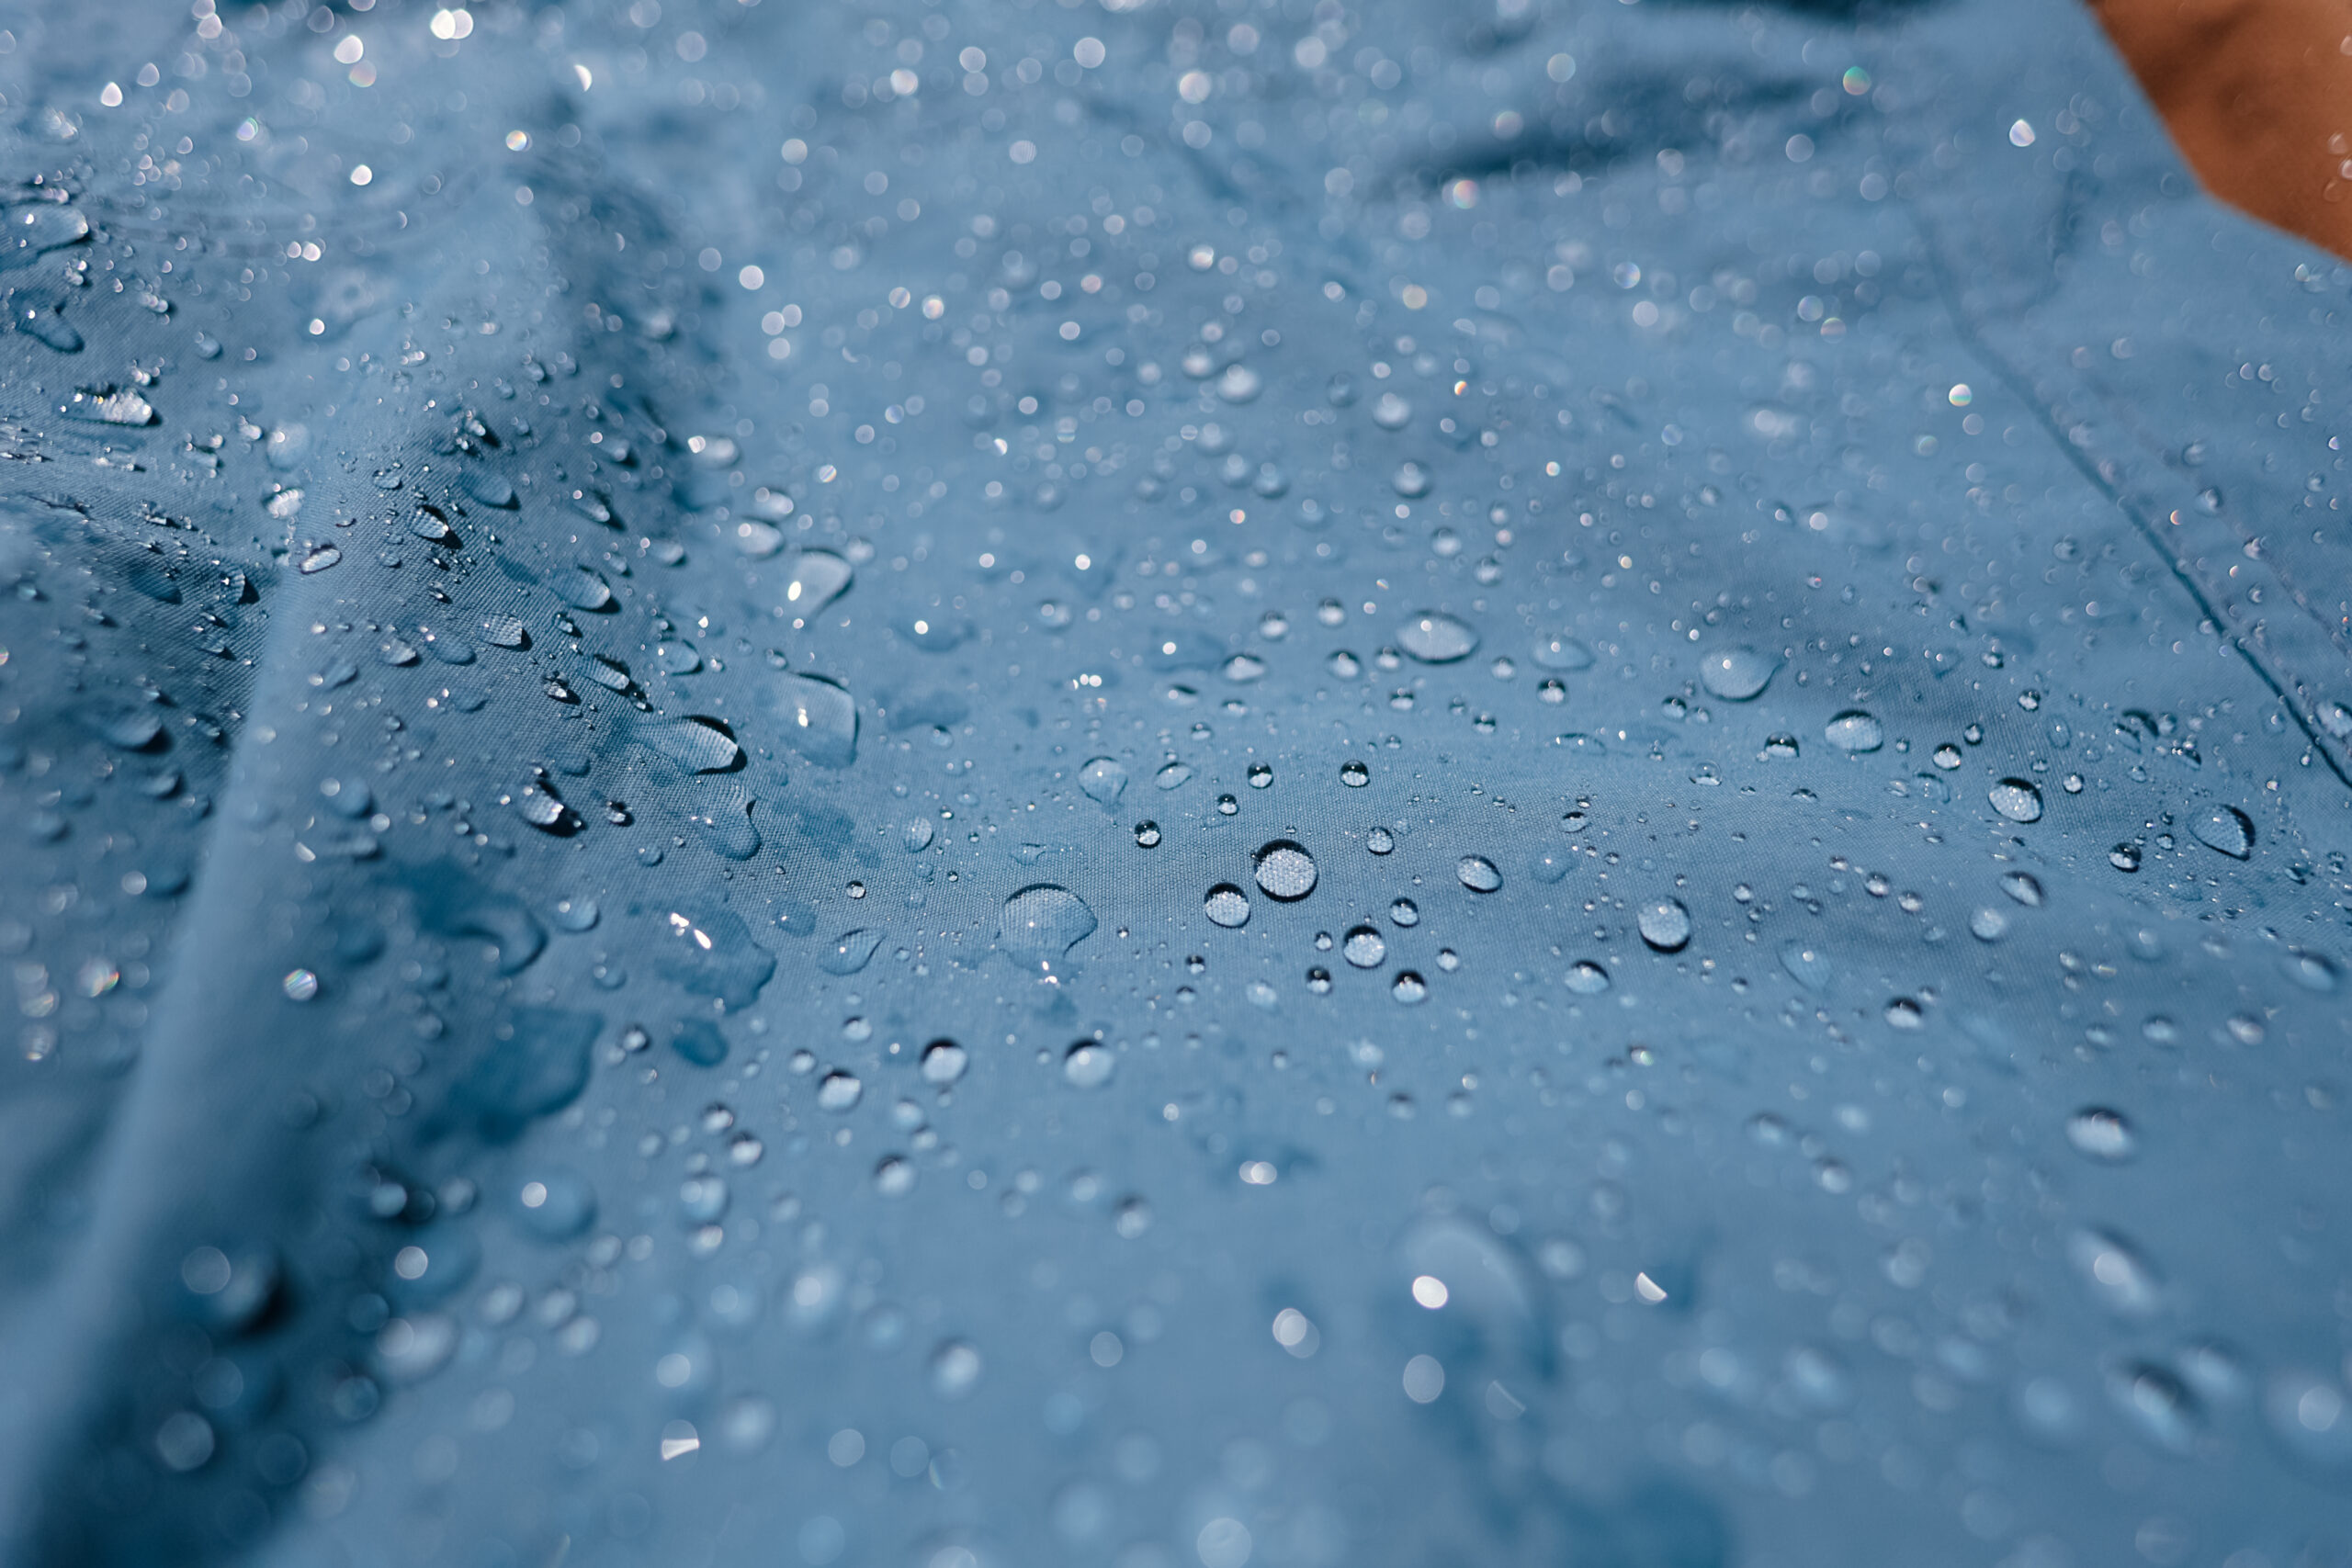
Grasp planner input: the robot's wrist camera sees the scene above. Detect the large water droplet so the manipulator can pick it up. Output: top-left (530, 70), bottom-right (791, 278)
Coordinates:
top-left (1637, 897), bottom-right (1691, 952)
top-left (2189, 803), bottom-right (2254, 859)
top-left (1823, 711), bottom-right (1883, 753)
top-left (2066, 1107), bottom-right (2136, 1162)
top-left (930, 1340), bottom-right (982, 1399)
top-left (2067, 1228), bottom-right (2162, 1316)
top-left (1343, 926), bottom-right (1387, 968)
top-left (1064, 1042), bottom-right (1115, 1088)
top-left (1988, 779), bottom-right (2043, 823)
top-left (777, 673), bottom-right (858, 767)
top-left (921, 1040), bottom-right (968, 1085)
top-left (641, 718), bottom-right (741, 773)
top-left (817, 1071), bottom-right (864, 1111)
top-left (1456, 855), bottom-right (1501, 893)
top-left (1397, 612), bottom-right (1478, 664)
top-left (819, 929), bottom-right (882, 976)
top-left (1078, 757), bottom-right (1128, 805)
top-left (1779, 938), bottom-right (1833, 991)
top-left (657, 903), bottom-right (775, 1009)
top-left (1698, 647), bottom-right (1778, 701)
top-left (1532, 634), bottom-right (1594, 671)
top-left (1252, 840), bottom-right (1317, 900)
top-left (784, 550), bottom-right (854, 615)
top-left (1000, 885), bottom-right (1097, 972)
top-left (1204, 884), bottom-right (1250, 928)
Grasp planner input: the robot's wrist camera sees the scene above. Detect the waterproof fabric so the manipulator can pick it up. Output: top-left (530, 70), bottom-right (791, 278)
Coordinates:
top-left (2, 0), bottom-right (2350, 1564)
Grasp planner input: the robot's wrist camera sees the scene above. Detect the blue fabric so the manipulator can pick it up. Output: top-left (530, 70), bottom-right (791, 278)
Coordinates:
top-left (3, 0), bottom-right (2350, 1564)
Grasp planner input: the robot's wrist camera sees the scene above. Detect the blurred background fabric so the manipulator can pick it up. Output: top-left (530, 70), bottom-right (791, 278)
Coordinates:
top-left (2, 1), bottom-right (2349, 1565)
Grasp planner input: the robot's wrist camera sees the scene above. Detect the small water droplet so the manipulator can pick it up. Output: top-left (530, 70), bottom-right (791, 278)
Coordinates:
top-left (902, 818), bottom-right (935, 852)
top-left (1343, 925), bottom-right (1387, 968)
top-left (1133, 820), bottom-right (1162, 848)
top-left (1391, 971), bottom-right (1427, 1004)
top-left (1456, 855), bottom-right (1501, 893)
top-left (1389, 897), bottom-right (1419, 927)
top-left (2109, 842), bottom-right (2143, 873)
top-left (1340, 760), bottom-right (1370, 787)
top-left (282, 968), bottom-right (320, 1001)
top-left (1564, 960), bottom-right (1610, 994)
top-left (1366, 827), bottom-right (1395, 854)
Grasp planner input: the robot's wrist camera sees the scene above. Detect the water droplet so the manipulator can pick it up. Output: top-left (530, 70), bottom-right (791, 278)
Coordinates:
top-left (1391, 971), bottom-right (1427, 1004)
top-left (1078, 757), bottom-right (1128, 805)
top-left (1779, 939), bottom-right (1833, 991)
top-left (1216, 363), bottom-right (1261, 402)
top-left (920, 1040), bottom-right (968, 1086)
top-left (819, 929), bottom-right (882, 976)
top-left (1204, 884), bottom-right (1251, 928)
top-left (562, 567), bottom-right (613, 611)
top-left (549, 897), bottom-right (599, 932)
top-left (1823, 711), bottom-right (1883, 753)
top-left (1064, 1042), bottom-right (1115, 1088)
top-left (1988, 779), bottom-right (2043, 823)
top-left (874, 1156), bottom-right (916, 1197)
top-left (1389, 897), bottom-right (1419, 927)
top-left (641, 718), bottom-right (741, 773)
top-left (1372, 391), bottom-right (1411, 429)
top-left (1133, 820), bottom-right (1161, 848)
top-left (1252, 840), bottom-right (1317, 900)
top-left (1154, 761), bottom-right (1193, 790)
top-left (1392, 461), bottom-right (1432, 499)
top-left (1397, 611), bottom-right (1478, 664)
top-left (776, 673), bottom-right (858, 767)
top-left (282, 968), bottom-right (320, 1001)
top-left (1343, 926), bottom-right (1387, 968)
top-left (2189, 803), bottom-right (2254, 860)
top-left (2067, 1227), bottom-right (2161, 1316)
top-left (1000, 886), bottom-right (1097, 973)
top-left (1968, 907), bottom-right (2009, 942)
top-left (1340, 760), bottom-right (1370, 787)
top-left (2109, 842), bottom-right (2143, 873)
top-left (2001, 872), bottom-right (2045, 907)
top-left (1532, 634), bottom-right (1594, 671)
top-left (1456, 855), bottom-right (1501, 893)
top-left (1697, 647), bottom-right (1778, 700)
top-left (930, 1340), bottom-right (982, 1399)
top-left (1564, 960), bottom-right (1610, 994)
top-left (1366, 827), bottom-right (1395, 853)
top-left (783, 550), bottom-right (854, 615)
top-left (817, 1071), bottom-right (863, 1111)
top-left (2066, 1107), bottom-right (2136, 1161)
top-left (1637, 897), bottom-right (1691, 952)
top-left (901, 818), bottom-right (935, 852)
top-left (480, 614), bottom-right (528, 649)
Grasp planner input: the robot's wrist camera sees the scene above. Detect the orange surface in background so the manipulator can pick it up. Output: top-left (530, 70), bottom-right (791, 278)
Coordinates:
top-left (2089, 0), bottom-right (2352, 259)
